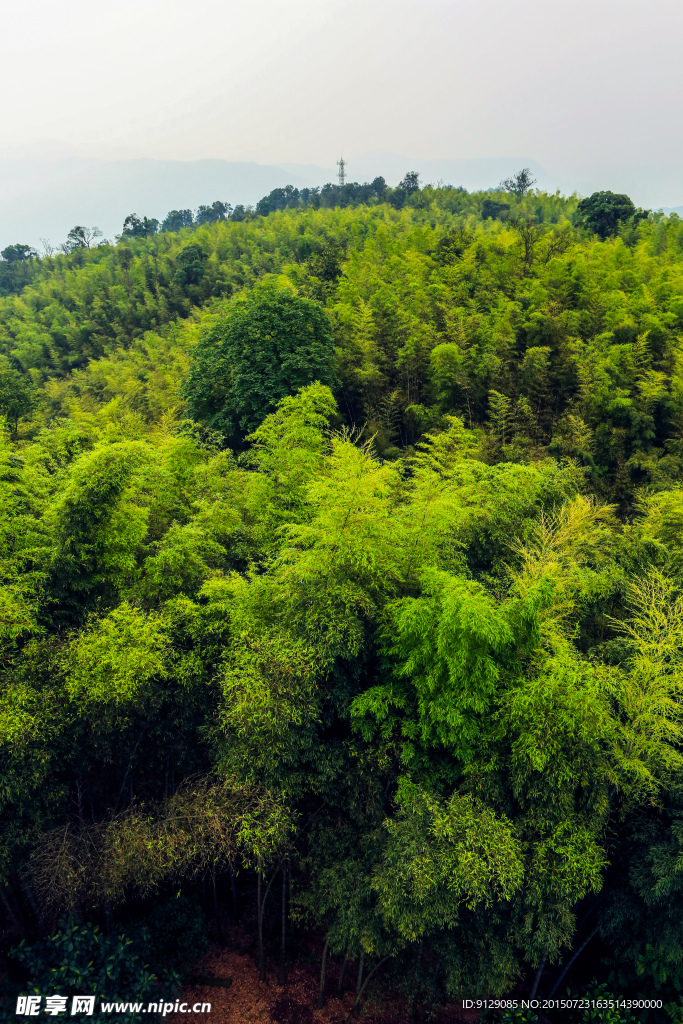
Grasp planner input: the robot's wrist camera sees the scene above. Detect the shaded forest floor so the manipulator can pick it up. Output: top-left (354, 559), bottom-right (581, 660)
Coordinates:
top-left (174, 925), bottom-right (474, 1024)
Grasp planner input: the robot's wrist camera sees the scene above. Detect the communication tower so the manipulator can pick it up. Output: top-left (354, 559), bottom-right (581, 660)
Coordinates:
top-left (337, 157), bottom-right (346, 187)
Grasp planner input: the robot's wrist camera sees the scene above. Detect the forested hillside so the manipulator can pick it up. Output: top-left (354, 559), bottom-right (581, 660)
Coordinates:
top-left (2, 176), bottom-right (683, 1021)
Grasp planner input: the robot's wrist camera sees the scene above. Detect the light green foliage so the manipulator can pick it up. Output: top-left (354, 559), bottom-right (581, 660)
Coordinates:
top-left (46, 439), bottom-right (152, 612)
top-left (506, 495), bottom-right (620, 643)
top-left (375, 781), bottom-right (523, 941)
top-left (220, 628), bottom-right (323, 787)
top-left (246, 381), bottom-right (337, 484)
top-left (608, 571), bottom-right (683, 797)
top-left (243, 381), bottom-right (337, 532)
top-left (375, 568), bottom-right (513, 758)
top-left (65, 603), bottom-right (169, 705)
top-left (0, 361), bottom-right (36, 434)
top-left (503, 653), bottom-right (613, 788)
top-left (283, 433), bottom-right (401, 604)
top-left (0, 681), bottom-right (54, 748)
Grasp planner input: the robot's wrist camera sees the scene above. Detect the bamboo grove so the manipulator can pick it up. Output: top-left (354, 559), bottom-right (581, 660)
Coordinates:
top-left (1, 177), bottom-right (683, 1020)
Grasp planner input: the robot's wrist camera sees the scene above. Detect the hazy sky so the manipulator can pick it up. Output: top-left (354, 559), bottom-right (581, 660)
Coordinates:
top-left (2, 0), bottom-right (682, 177)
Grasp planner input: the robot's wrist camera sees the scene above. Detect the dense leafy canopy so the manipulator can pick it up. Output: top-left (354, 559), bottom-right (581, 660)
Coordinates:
top-left (1, 176), bottom-right (683, 1019)
top-left (183, 284), bottom-right (337, 439)
top-left (577, 191), bottom-right (642, 239)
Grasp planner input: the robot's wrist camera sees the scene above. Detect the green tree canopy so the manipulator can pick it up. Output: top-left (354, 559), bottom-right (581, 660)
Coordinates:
top-left (65, 226), bottom-right (103, 250)
top-left (0, 244), bottom-right (38, 295)
top-left (481, 198), bottom-right (510, 220)
top-left (0, 363), bottom-right (36, 434)
top-left (195, 201), bottom-right (231, 225)
top-left (577, 190), bottom-right (637, 238)
top-left (0, 244), bottom-right (37, 263)
top-left (160, 208), bottom-right (194, 232)
top-left (183, 283), bottom-right (336, 438)
top-left (121, 213), bottom-right (159, 239)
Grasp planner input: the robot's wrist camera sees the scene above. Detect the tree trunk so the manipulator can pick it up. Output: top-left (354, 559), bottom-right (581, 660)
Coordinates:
top-left (350, 950), bottom-right (366, 1015)
top-left (548, 925), bottom-right (600, 997)
top-left (257, 856), bottom-right (287, 982)
top-left (257, 860), bottom-right (265, 981)
top-left (410, 941), bottom-right (423, 1024)
top-left (345, 954), bottom-right (391, 1024)
top-left (278, 859), bottom-right (287, 986)
top-left (337, 951), bottom-right (349, 997)
top-left (230, 866), bottom-right (238, 917)
top-left (317, 933), bottom-right (331, 1009)
top-left (424, 956), bottom-right (441, 1024)
top-left (212, 864), bottom-right (224, 941)
top-left (530, 952), bottom-right (547, 999)
top-left (356, 946), bottom-right (366, 1003)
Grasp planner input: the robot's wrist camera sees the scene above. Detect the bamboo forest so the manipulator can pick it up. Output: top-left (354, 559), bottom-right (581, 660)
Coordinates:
top-left (1, 172), bottom-right (683, 1023)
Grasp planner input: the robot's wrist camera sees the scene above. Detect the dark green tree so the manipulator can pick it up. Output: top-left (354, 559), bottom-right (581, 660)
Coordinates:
top-left (481, 198), bottom-right (511, 220)
top-left (0, 365), bottom-right (36, 434)
top-left (0, 244), bottom-right (37, 263)
top-left (371, 176), bottom-right (388, 199)
top-left (0, 244), bottom-right (37, 294)
top-left (389, 171), bottom-right (421, 209)
top-left (255, 186), bottom-right (302, 217)
top-left (307, 242), bottom-right (345, 286)
top-left (173, 243), bottom-right (208, 286)
top-left (160, 209), bottom-right (194, 232)
top-left (195, 201), bottom-right (231, 225)
top-left (399, 171), bottom-right (420, 194)
top-left (183, 283), bottom-right (336, 437)
top-left (577, 190), bottom-right (637, 238)
top-left (65, 226), bottom-right (103, 250)
top-left (121, 214), bottom-right (159, 239)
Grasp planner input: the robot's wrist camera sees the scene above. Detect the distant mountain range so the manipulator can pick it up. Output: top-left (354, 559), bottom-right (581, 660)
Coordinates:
top-left (0, 154), bottom-right (554, 251)
top-left (1, 152), bottom-right (682, 251)
top-left (0, 159), bottom-right (317, 251)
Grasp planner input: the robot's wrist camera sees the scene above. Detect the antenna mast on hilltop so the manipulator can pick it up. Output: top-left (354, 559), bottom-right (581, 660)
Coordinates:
top-left (337, 157), bottom-right (346, 187)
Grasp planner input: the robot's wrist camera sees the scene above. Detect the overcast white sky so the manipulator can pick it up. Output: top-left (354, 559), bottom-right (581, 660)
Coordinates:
top-left (2, 0), bottom-right (682, 180)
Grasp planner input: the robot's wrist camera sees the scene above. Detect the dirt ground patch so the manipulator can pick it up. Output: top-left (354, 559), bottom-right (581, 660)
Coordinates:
top-left (173, 927), bottom-right (476, 1024)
